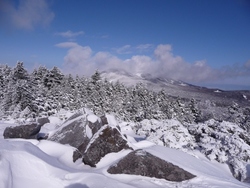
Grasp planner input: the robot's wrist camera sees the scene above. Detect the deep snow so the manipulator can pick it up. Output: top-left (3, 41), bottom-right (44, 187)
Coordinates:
top-left (0, 111), bottom-right (249, 188)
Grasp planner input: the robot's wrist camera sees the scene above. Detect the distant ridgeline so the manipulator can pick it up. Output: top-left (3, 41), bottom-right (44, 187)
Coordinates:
top-left (0, 62), bottom-right (249, 130)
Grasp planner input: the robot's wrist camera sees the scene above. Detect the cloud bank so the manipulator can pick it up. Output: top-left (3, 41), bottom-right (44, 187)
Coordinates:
top-left (56, 42), bottom-right (250, 85)
top-left (0, 0), bottom-right (54, 30)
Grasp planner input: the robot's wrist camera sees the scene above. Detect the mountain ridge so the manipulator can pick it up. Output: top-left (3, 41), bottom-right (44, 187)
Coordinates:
top-left (100, 69), bottom-right (250, 107)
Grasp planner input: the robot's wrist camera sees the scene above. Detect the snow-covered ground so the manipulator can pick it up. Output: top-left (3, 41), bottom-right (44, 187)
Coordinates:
top-left (0, 111), bottom-right (249, 188)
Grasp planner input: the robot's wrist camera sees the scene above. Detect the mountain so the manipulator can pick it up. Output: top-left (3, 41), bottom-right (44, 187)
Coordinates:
top-left (100, 69), bottom-right (250, 107)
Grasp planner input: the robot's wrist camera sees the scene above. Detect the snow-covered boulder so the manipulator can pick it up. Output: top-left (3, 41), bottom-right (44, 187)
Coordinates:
top-left (108, 149), bottom-right (195, 182)
top-left (49, 112), bottom-right (89, 148)
top-left (85, 114), bottom-right (107, 138)
top-left (49, 112), bottom-right (108, 147)
top-left (3, 123), bottom-right (41, 139)
top-left (82, 125), bottom-right (132, 167)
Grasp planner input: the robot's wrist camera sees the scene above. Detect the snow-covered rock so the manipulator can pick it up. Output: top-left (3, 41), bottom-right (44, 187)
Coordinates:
top-left (82, 125), bottom-right (132, 167)
top-left (133, 118), bottom-right (250, 182)
top-left (3, 123), bottom-right (41, 139)
top-left (0, 111), bottom-right (250, 187)
top-left (108, 149), bottom-right (195, 182)
top-left (49, 112), bottom-right (88, 148)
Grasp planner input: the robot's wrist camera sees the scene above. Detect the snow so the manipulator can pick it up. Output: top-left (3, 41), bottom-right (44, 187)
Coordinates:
top-left (0, 112), bottom-right (249, 188)
top-left (179, 83), bottom-right (187, 86)
top-left (135, 73), bottom-right (142, 78)
top-left (134, 118), bottom-right (250, 182)
top-left (146, 146), bottom-right (247, 188)
top-left (214, 90), bottom-right (221, 93)
top-left (85, 124), bottom-right (93, 139)
top-left (243, 95), bottom-right (247, 100)
top-left (106, 113), bottom-right (119, 127)
top-left (87, 114), bottom-right (99, 123)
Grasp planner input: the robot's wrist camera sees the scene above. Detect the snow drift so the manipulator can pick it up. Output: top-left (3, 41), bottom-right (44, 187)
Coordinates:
top-left (0, 109), bottom-right (249, 188)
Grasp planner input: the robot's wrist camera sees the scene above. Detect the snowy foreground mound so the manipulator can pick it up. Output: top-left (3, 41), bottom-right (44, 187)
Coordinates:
top-left (0, 110), bottom-right (249, 188)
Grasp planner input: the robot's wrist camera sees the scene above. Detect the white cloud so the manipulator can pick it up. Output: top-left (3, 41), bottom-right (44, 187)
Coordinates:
top-left (55, 42), bottom-right (80, 48)
top-left (136, 44), bottom-right (153, 51)
top-left (55, 42), bottom-right (92, 73)
top-left (56, 42), bottom-right (250, 85)
top-left (124, 55), bottom-right (153, 74)
top-left (55, 30), bottom-right (84, 38)
top-left (115, 45), bottom-right (132, 54)
top-left (0, 0), bottom-right (54, 30)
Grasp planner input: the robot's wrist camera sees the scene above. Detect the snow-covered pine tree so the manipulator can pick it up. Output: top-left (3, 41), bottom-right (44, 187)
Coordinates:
top-left (2, 62), bottom-right (36, 118)
top-left (0, 65), bottom-right (12, 117)
top-left (43, 66), bottom-right (64, 90)
top-left (156, 89), bottom-right (172, 119)
top-left (91, 70), bottom-right (101, 84)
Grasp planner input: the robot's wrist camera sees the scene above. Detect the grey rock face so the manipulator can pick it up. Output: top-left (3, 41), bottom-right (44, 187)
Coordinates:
top-left (48, 113), bottom-right (111, 163)
top-left (100, 115), bottom-right (108, 126)
top-left (108, 149), bottom-right (196, 182)
top-left (49, 113), bottom-right (108, 149)
top-left (87, 117), bottom-right (103, 136)
top-left (73, 149), bottom-right (83, 162)
top-left (37, 117), bottom-right (50, 126)
top-left (64, 112), bottom-right (83, 123)
top-left (49, 117), bottom-right (88, 148)
top-left (3, 123), bottom-right (40, 139)
top-left (82, 125), bottom-right (131, 167)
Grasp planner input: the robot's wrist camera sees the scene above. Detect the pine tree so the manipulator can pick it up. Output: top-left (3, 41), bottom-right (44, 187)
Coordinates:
top-left (43, 67), bottom-right (64, 90)
top-left (91, 70), bottom-right (101, 84)
top-left (0, 65), bottom-right (12, 117)
top-left (12, 62), bottom-right (29, 80)
top-left (2, 62), bottom-right (36, 117)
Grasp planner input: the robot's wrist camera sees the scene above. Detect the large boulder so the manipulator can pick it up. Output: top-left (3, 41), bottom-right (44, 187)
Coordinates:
top-left (3, 123), bottom-right (41, 139)
top-left (36, 117), bottom-right (50, 140)
top-left (48, 112), bottom-right (110, 163)
top-left (49, 112), bottom-right (106, 148)
top-left (85, 114), bottom-right (108, 138)
top-left (49, 114), bottom-right (89, 148)
top-left (108, 149), bottom-right (196, 182)
top-left (37, 117), bottom-right (50, 126)
top-left (82, 125), bottom-right (132, 167)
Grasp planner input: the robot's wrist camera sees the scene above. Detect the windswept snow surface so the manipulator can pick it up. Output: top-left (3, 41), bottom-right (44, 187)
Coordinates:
top-left (0, 114), bottom-right (249, 188)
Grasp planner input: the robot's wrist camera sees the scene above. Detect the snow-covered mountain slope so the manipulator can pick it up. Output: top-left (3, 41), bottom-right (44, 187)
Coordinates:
top-left (0, 110), bottom-right (249, 188)
top-left (100, 69), bottom-right (250, 107)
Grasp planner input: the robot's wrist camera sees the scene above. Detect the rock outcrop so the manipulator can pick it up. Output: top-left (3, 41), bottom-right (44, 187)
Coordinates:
top-left (49, 112), bottom-right (107, 148)
top-left (37, 117), bottom-right (50, 126)
top-left (82, 125), bottom-right (132, 167)
top-left (3, 117), bottom-right (50, 140)
top-left (3, 123), bottom-right (41, 139)
top-left (49, 114), bottom-right (88, 148)
top-left (108, 149), bottom-right (196, 182)
top-left (47, 112), bottom-right (112, 163)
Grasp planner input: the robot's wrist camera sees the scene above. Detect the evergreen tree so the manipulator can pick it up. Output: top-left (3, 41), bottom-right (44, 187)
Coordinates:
top-left (2, 62), bottom-right (36, 117)
top-left (91, 70), bottom-right (101, 84)
top-left (12, 62), bottom-right (29, 80)
top-left (43, 67), bottom-right (64, 89)
top-left (31, 66), bottom-right (49, 86)
top-left (0, 65), bottom-right (10, 100)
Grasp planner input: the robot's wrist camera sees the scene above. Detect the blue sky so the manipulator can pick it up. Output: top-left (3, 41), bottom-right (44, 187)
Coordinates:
top-left (0, 0), bottom-right (250, 90)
